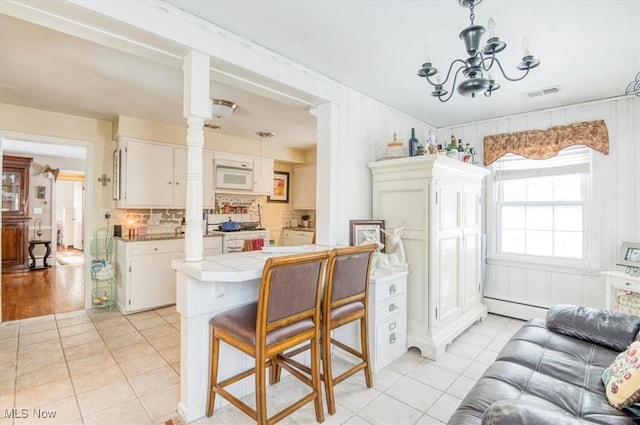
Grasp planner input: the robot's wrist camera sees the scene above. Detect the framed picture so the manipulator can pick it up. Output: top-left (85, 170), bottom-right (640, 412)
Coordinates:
top-left (36, 186), bottom-right (46, 199)
top-left (618, 242), bottom-right (640, 267)
top-left (350, 220), bottom-right (385, 252)
top-left (113, 149), bottom-right (121, 201)
top-left (268, 171), bottom-right (289, 203)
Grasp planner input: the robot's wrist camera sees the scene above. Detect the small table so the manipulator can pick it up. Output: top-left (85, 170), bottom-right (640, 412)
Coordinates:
top-left (28, 240), bottom-right (52, 270)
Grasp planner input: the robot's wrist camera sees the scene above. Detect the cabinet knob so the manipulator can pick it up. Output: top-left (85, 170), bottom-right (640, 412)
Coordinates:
top-left (389, 333), bottom-right (396, 344)
top-left (389, 303), bottom-right (398, 312)
top-left (168, 182), bottom-right (172, 185)
top-left (388, 321), bottom-right (396, 331)
top-left (626, 282), bottom-right (631, 286)
top-left (175, 182), bottom-right (179, 185)
top-left (389, 284), bottom-right (396, 295)
top-left (154, 247), bottom-right (158, 251)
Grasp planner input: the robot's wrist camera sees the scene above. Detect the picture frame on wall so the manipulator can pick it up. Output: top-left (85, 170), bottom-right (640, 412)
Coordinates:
top-left (36, 186), bottom-right (46, 199)
top-left (268, 171), bottom-right (289, 203)
top-left (350, 220), bottom-right (385, 252)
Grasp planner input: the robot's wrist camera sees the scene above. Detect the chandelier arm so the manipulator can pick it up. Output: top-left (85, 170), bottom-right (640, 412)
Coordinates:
top-left (479, 52), bottom-right (497, 71)
top-left (492, 58), bottom-right (531, 82)
top-left (437, 66), bottom-right (466, 102)
top-left (425, 59), bottom-right (468, 87)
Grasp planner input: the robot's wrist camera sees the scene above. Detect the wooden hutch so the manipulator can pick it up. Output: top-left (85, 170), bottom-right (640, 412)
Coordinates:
top-left (2, 155), bottom-right (33, 273)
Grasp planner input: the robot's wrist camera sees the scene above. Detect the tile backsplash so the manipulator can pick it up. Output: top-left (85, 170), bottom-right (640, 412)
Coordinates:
top-left (282, 208), bottom-right (315, 229)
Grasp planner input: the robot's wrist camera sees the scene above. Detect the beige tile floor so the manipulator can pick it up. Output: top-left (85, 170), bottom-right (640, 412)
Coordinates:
top-left (0, 306), bottom-right (524, 425)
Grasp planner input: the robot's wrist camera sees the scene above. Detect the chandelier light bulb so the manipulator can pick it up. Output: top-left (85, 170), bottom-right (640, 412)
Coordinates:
top-left (522, 38), bottom-right (531, 56)
top-left (487, 18), bottom-right (496, 38)
top-left (423, 44), bottom-right (431, 63)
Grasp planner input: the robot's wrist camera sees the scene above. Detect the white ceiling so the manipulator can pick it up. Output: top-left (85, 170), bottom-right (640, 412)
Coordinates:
top-left (1, 1), bottom-right (639, 153)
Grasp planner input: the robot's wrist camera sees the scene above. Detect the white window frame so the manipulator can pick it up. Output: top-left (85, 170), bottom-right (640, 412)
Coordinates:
top-left (488, 147), bottom-right (592, 269)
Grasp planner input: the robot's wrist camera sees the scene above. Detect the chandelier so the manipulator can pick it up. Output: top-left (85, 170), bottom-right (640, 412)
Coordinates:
top-left (417, 0), bottom-right (540, 102)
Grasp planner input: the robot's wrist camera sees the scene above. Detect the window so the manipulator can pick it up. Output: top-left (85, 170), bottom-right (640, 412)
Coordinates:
top-left (493, 147), bottom-right (590, 260)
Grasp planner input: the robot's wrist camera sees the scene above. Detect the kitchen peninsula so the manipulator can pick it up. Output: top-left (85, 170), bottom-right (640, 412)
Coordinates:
top-left (171, 246), bottom-right (330, 423)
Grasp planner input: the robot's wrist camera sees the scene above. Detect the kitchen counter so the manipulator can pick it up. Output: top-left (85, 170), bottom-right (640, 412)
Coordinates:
top-left (171, 245), bottom-right (331, 422)
top-left (114, 233), bottom-right (221, 242)
top-left (281, 227), bottom-right (315, 232)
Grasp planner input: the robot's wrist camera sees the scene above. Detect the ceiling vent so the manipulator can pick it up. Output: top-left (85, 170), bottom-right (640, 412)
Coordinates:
top-left (526, 86), bottom-right (560, 98)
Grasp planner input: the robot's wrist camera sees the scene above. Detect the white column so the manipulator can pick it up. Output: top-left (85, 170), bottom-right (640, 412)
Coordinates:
top-left (183, 50), bottom-right (210, 261)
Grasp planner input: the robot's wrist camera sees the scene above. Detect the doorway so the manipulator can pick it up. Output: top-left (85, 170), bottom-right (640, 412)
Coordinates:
top-left (1, 136), bottom-right (90, 322)
top-left (55, 176), bottom-right (85, 266)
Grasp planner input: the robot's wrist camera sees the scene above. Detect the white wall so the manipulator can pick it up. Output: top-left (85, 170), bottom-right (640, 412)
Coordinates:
top-left (439, 96), bottom-right (640, 318)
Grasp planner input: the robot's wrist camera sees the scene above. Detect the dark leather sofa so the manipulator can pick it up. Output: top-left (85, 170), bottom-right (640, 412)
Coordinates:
top-left (448, 305), bottom-right (640, 425)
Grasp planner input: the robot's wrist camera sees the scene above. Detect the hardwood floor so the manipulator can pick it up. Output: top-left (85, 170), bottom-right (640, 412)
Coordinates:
top-left (1, 260), bottom-right (85, 322)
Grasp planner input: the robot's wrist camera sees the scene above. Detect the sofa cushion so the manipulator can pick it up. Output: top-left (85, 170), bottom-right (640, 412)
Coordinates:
top-left (546, 304), bottom-right (640, 352)
top-left (447, 318), bottom-right (638, 425)
top-left (482, 400), bottom-right (588, 425)
top-left (603, 340), bottom-right (640, 409)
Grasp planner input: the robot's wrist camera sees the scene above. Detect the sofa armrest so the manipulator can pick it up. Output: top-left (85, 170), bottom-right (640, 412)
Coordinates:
top-left (482, 400), bottom-right (586, 425)
top-left (546, 304), bottom-right (640, 352)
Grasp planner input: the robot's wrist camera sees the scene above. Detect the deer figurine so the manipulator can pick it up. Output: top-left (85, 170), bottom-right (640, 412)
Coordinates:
top-left (363, 224), bottom-right (407, 275)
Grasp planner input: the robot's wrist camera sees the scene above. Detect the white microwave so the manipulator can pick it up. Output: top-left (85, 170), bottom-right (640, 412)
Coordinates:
top-left (215, 159), bottom-right (253, 191)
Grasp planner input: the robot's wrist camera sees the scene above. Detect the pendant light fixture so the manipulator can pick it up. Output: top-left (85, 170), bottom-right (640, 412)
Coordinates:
top-left (417, 0), bottom-right (540, 102)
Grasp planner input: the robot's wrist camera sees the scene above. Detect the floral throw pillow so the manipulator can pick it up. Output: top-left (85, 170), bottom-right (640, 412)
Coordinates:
top-left (603, 340), bottom-right (640, 409)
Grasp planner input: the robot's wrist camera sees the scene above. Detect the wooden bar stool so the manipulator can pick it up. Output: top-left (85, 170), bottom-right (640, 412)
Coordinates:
top-left (273, 244), bottom-right (378, 415)
top-left (206, 250), bottom-right (330, 424)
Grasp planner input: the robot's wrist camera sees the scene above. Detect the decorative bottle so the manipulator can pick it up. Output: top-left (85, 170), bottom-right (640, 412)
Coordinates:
top-left (408, 128), bottom-right (419, 157)
top-left (457, 139), bottom-right (464, 160)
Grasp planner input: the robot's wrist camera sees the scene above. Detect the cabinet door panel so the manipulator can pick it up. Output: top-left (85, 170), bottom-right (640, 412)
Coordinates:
top-left (129, 252), bottom-right (177, 311)
top-left (438, 237), bottom-right (461, 324)
top-left (173, 147), bottom-right (187, 207)
top-left (125, 141), bottom-right (173, 206)
top-left (292, 164), bottom-right (316, 209)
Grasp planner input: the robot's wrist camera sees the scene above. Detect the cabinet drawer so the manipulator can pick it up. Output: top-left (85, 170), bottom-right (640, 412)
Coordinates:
top-left (375, 314), bottom-right (407, 370)
top-left (372, 276), bottom-right (407, 303)
top-left (611, 277), bottom-right (640, 292)
top-left (375, 294), bottom-right (406, 323)
top-left (131, 240), bottom-right (181, 256)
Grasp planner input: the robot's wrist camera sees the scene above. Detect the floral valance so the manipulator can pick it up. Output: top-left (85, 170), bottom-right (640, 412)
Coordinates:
top-left (483, 120), bottom-right (610, 165)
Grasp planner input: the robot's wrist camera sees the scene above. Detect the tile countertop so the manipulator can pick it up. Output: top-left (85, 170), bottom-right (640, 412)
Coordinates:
top-left (282, 227), bottom-right (315, 232)
top-left (172, 244), bottom-right (331, 282)
top-left (115, 233), bottom-right (222, 242)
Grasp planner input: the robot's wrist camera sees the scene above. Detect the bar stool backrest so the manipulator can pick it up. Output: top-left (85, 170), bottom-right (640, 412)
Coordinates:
top-left (327, 244), bottom-right (378, 306)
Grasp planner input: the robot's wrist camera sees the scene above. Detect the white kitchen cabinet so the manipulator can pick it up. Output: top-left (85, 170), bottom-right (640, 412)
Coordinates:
top-left (116, 137), bottom-right (187, 208)
top-left (280, 229), bottom-right (314, 246)
top-left (292, 163), bottom-right (316, 209)
top-left (203, 236), bottom-right (222, 256)
top-left (369, 155), bottom-right (489, 360)
top-left (369, 272), bottom-right (408, 372)
top-left (115, 238), bottom-right (181, 314)
top-left (253, 157), bottom-right (274, 195)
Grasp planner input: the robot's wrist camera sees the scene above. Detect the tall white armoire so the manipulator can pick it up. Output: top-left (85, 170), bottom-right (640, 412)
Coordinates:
top-left (369, 155), bottom-right (489, 359)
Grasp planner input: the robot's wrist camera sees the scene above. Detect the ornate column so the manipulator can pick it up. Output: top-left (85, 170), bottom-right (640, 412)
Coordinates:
top-left (183, 50), bottom-right (210, 261)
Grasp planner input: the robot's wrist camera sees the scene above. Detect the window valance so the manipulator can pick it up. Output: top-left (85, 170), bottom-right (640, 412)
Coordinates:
top-left (483, 119), bottom-right (609, 166)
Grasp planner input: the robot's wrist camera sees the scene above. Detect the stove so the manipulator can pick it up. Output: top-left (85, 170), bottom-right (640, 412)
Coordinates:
top-left (213, 229), bottom-right (270, 253)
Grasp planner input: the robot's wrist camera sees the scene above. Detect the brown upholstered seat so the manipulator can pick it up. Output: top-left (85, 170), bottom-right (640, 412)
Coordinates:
top-left (272, 244), bottom-right (378, 415)
top-left (206, 250), bottom-right (330, 424)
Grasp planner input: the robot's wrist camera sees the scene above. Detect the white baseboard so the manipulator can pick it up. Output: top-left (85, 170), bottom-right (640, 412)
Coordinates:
top-left (484, 297), bottom-right (548, 321)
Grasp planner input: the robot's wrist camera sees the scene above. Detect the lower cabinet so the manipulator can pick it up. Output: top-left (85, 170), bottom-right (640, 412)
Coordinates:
top-left (280, 229), bottom-right (315, 246)
top-left (116, 239), bottom-right (181, 314)
top-left (369, 272), bottom-right (408, 372)
top-left (116, 237), bottom-right (222, 314)
top-left (1, 218), bottom-right (29, 272)
top-left (332, 271), bottom-right (408, 373)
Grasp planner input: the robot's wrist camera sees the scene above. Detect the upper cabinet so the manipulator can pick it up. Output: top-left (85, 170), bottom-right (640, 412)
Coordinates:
top-left (116, 137), bottom-right (188, 208)
top-left (292, 163), bottom-right (316, 209)
top-left (253, 158), bottom-right (274, 195)
top-left (2, 155), bottom-right (32, 217)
